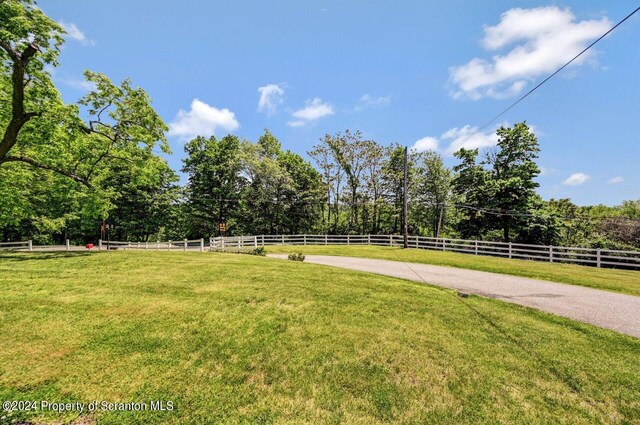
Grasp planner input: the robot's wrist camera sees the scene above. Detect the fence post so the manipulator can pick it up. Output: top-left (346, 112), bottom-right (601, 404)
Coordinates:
top-left (282, 235), bottom-right (285, 244)
top-left (508, 242), bottom-right (512, 259)
top-left (254, 236), bottom-right (258, 248)
top-left (137, 242), bottom-right (141, 250)
top-left (157, 241), bottom-right (160, 250)
top-left (389, 234), bottom-right (392, 246)
top-left (66, 239), bottom-right (70, 252)
top-left (145, 242), bottom-right (148, 250)
top-left (442, 238), bottom-right (446, 252)
top-left (168, 240), bottom-right (172, 251)
top-left (183, 239), bottom-right (186, 251)
top-left (549, 246), bottom-right (554, 263)
top-left (304, 234), bottom-right (307, 245)
top-left (98, 239), bottom-right (102, 251)
top-left (347, 235), bottom-right (350, 245)
top-left (200, 238), bottom-right (205, 252)
top-left (474, 240), bottom-right (478, 255)
top-left (239, 236), bottom-right (243, 249)
top-left (28, 240), bottom-right (33, 252)
top-left (367, 234), bottom-right (371, 245)
top-left (221, 237), bottom-right (225, 250)
top-left (415, 235), bottom-right (418, 248)
top-left (325, 234), bottom-right (328, 245)
top-left (597, 248), bottom-right (602, 268)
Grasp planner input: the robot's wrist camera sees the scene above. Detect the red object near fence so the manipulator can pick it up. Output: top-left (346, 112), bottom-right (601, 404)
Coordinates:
top-left (86, 243), bottom-right (94, 250)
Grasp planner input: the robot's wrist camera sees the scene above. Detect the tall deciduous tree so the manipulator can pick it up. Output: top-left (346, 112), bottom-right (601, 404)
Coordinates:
top-left (413, 150), bottom-right (452, 236)
top-left (486, 122), bottom-right (540, 242)
top-left (182, 134), bottom-right (245, 237)
top-left (452, 148), bottom-right (491, 239)
top-left (1, 1), bottom-right (169, 187)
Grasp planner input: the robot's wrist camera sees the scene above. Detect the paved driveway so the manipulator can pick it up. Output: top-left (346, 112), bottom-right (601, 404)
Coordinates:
top-left (268, 255), bottom-right (640, 338)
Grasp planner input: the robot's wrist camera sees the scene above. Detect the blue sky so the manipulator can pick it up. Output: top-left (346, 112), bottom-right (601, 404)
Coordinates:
top-left (44, 1), bottom-right (639, 206)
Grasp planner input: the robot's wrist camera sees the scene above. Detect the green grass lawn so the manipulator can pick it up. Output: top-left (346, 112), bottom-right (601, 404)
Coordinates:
top-left (266, 245), bottom-right (640, 296)
top-left (0, 251), bottom-right (639, 424)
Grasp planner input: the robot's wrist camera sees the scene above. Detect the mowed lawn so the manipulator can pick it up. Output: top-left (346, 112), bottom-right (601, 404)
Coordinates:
top-left (267, 245), bottom-right (640, 296)
top-left (0, 252), bottom-right (639, 424)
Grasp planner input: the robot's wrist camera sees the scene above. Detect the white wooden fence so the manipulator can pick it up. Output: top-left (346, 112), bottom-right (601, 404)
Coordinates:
top-left (2, 235), bottom-right (639, 270)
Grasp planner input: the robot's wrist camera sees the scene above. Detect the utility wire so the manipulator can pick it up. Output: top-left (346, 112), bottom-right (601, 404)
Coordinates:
top-left (182, 195), bottom-right (640, 223)
top-left (444, 5), bottom-right (640, 155)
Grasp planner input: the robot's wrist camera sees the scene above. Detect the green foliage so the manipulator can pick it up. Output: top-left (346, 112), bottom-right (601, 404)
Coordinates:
top-left (252, 246), bottom-right (266, 256)
top-left (412, 150), bottom-right (452, 236)
top-left (287, 252), bottom-right (305, 261)
top-left (452, 123), bottom-right (542, 243)
top-left (181, 130), bottom-right (324, 237)
top-left (1, 1), bottom-right (171, 243)
top-left (182, 134), bottom-right (245, 237)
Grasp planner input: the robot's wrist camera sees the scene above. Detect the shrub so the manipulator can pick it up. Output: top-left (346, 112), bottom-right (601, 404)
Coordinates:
top-left (288, 252), bottom-right (305, 262)
top-left (251, 246), bottom-right (266, 256)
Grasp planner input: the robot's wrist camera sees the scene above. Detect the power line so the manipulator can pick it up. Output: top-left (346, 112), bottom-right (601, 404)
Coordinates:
top-left (444, 5), bottom-right (640, 155)
top-left (182, 195), bottom-right (640, 223)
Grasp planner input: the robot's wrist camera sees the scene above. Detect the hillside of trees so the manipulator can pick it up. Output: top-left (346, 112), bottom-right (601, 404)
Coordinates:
top-left (1, 0), bottom-right (638, 250)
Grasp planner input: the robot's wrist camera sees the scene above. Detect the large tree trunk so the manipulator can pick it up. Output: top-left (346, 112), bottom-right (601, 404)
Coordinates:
top-left (0, 42), bottom-right (39, 161)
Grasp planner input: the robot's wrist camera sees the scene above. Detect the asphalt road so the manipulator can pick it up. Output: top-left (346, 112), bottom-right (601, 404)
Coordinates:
top-left (269, 254), bottom-right (640, 338)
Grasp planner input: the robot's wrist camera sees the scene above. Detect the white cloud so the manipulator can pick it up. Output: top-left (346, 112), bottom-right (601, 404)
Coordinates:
top-left (355, 94), bottom-right (391, 111)
top-left (443, 125), bottom-right (500, 153)
top-left (449, 7), bottom-right (611, 99)
top-left (286, 120), bottom-right (306, 128)
top-left (257, 84), bottom-right (285, 116)
top-left (411, 136), bottom-right (439, 152)
top-left (169, 99), bottom-right (239, 139)
top-left (607, 176), bottom-right (624, 184)
top-left (58, 21), bottom-right (95, 46)
top-left (288, 98), bottom-right (334, 126)
top-left (61, 77), bottom-right (96, 92)
top-left (563, 172), bottom-right (591, 186)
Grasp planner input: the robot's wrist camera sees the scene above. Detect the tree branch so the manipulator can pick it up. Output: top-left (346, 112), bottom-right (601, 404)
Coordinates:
top-left (0, 155), bottom-right (92, 188)
top-left (0, 39), bottom-right (18, 61)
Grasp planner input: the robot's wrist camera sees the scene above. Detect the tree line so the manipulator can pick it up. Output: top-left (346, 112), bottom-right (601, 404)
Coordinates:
top-left (1, 0), bottom-right (638, 250)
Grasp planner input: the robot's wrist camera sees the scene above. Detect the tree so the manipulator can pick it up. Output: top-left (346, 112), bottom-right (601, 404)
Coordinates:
top-left (452, 148), bottom-right (490, 239)
top-left (451, 123), bottom-right (541, 242)
top-left (1, 2), bottom-right (169, 187)
top-left (182, 134), bottom-right (244, 237)
top-left (0, 0), bottom-right (63, 162)
top-left (382, 145), bottom-right (407, 234)
top-left (277, 150), bottom-right (324, 233)
top-left (362, 143), bottom-right (388, 234)
top-left (309, 142), bottom-right (344, 232)
top-left (486, 122), bottom-right (540, 242)
top-left (324, 130), bottom-right (370, 232)
top-left (413, 150), bottom-right (451, 237)
top-left (101, 157), bottom-right (180, 242)
top-left (240, 130), bottom-right (323, 235)
top-left (240, 131), bottom-right (292, 234)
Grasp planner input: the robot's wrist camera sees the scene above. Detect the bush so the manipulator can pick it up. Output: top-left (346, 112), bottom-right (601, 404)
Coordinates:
top-left (251, 246), bottom-right (266, 256)
top-left (288, 252), bottom-right (305, 262)
top-left (216, 246), bottom-right (266, 256)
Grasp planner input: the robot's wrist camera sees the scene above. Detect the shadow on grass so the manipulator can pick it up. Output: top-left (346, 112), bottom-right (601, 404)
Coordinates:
top-left (0, 252), bottom-right (95, 262)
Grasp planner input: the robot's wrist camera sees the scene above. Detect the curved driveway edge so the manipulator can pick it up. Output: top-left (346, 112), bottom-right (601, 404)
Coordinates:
top-left (268, 254), bottom-right (640, 338)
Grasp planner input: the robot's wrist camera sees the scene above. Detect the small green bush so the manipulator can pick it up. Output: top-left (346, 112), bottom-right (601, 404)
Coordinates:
top-left (288, 252), bottom-right (305, 262)
top-left (252, 246), bottom-right (266, 256)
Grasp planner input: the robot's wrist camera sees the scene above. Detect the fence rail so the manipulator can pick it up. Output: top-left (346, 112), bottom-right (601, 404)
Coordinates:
top-left (3, 235), bottom-right (639, 270)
